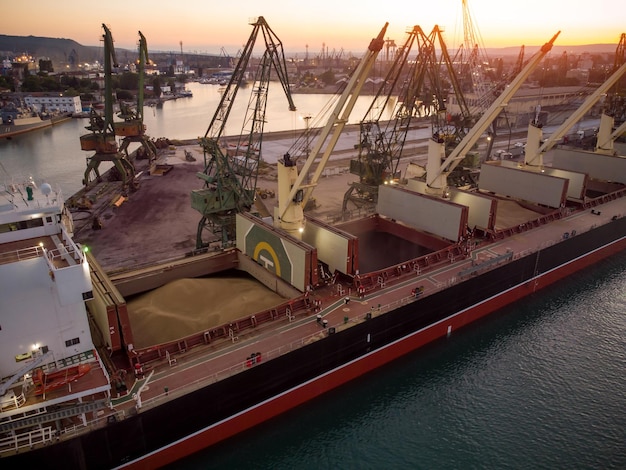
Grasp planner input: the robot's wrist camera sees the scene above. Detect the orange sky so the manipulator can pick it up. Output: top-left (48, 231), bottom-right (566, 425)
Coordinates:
top-left (1, 0), bottom-right (623, 55)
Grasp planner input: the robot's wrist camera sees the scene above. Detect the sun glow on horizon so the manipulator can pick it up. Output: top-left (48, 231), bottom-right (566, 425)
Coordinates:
top-left (1, 0), bottom-right (623, 55)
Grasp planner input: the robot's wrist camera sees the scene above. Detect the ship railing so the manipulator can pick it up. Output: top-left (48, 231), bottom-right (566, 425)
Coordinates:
top-left (0, 245), bottom-right (45, 266)
top-left (43, 225), bottom-right (85, 269)
top-left (0, 183), bottom-right (64, 212)
top-left (135, 202), bottom-right (626, 413)
top-left (0, 425), bottom-right (53, 455)
top-left (44, 243), bottom-right (82, 268)
top-left (136, 293), bottom-right (427, 411)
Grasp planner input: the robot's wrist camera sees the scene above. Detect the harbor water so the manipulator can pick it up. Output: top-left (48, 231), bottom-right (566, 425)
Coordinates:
top-left (175, 252), bottom-right (626, 470)
top-left (0, 81), bottom-right (392, 197)
top-left (1, 81), bottom-right (625, 469)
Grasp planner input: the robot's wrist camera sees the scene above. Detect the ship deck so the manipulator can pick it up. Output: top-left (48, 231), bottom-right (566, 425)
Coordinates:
top-left (102, 195), bottom-right (624, 421)
top-left (0, 234), bottom-right (79, 269)
top-left (3, 132), bottom-right (625, 457)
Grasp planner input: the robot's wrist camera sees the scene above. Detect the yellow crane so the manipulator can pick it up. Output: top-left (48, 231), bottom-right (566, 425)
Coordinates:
top-left (424, 31), bottom-right (561, 196)
top-left (274, 23), bottom-right (388, 237)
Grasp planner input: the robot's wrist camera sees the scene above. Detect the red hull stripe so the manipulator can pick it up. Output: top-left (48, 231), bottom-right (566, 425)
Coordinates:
top-left (118, 236), bottom-right (626, 469)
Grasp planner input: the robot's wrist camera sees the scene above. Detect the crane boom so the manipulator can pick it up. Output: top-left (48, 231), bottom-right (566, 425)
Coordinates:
top-left (80, 24), bottom-right (137, 193)
top-left (343, 25), bottom-right (427, 212)
top-left (275, 23), bottom-right (388, 235)
top-left (527, 59), bottom-right (626, 161)
top-left (425, 31), bottom-right (560, 193)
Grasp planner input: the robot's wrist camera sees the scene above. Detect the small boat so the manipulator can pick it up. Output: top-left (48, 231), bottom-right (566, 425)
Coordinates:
top-left (32, 364), bottom-right (91, 396)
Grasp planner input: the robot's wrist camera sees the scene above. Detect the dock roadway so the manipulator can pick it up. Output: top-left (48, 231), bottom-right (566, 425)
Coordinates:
top-left (72, 120), bottom-right (530, 273)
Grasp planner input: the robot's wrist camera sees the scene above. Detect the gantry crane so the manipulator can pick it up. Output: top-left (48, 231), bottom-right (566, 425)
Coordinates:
top-left (191, 17), bottom-right (296, 248)
top-left (424, 31), bottom-right (560, 195)
top-left (80, 24), bottom-right (137, 194)
top-left (114, 31), bottom-right (157, 163)
top-left (274, 23), bottom-right (388, 237)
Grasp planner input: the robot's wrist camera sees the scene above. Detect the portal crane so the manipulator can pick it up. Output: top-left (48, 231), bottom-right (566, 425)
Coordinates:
top-left (594, 33), bottom-right (626, 154)
top-left (80, 24), bottom-right (136, 193)
top-left (430, 25), bottom-right (475, 153)
top-left (342, 25), bottom-right (470, 212)
top-left (424, 31), bottom-right (560, 195)
top-left (115, 31), bottom-right (157, 163)
top-left (274, 23), bottom-right (388, 237)
top-left (460, 0), bottom-right (492, 113)
top-left (342, 25), bottom-right (427, 213)
top-left (191, 17), bottom-right (296, 248)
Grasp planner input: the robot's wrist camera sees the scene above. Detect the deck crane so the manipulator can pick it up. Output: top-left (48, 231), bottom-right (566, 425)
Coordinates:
top-left (524, 35), bottom-right (626, 166)
top-left (593, 33), bottom-right (626, 155)
top-left (114, 31), bottom-right (157, 163)
top-left (423, 31), bottom-right (560, 196)
top-left (80, 24), bottom-right (136, 194)
top-left (274, 23), bottom-right (388, 237)
top-left (191, 17), bottom-right (296, 248)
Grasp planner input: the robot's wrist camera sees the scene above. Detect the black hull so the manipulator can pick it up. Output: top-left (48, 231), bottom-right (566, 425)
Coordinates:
top-left (6, 216), bottom-right (626, 468)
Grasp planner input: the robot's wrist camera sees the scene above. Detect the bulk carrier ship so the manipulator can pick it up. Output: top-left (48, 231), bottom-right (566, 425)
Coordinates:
top-left (1, 21), bottom-right (626, 470)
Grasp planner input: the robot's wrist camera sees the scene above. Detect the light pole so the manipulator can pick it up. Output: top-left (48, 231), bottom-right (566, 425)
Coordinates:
top-left (302, 113), bottom-right (312, 158)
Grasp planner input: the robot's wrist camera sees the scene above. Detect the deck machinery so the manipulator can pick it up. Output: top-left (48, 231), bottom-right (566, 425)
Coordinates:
top-left (191, 16), bottom-right (296, 248)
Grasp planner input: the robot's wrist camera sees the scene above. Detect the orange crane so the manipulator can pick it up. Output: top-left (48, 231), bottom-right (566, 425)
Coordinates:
top-left (80, 24), bottom-right (136, 194)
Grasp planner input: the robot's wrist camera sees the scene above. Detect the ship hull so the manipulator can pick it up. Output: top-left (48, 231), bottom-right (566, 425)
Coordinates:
top-left (6, 216), bottom-right (625, 469)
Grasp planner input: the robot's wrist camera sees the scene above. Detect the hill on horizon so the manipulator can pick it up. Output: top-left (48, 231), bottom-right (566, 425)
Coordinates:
top-left (0, 35), bottom-right (101, 66)
top-left (0, 34), bottom-right (618, 69)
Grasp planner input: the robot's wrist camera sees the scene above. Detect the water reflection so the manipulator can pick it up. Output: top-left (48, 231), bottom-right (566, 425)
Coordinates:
top-left (0, 82), bottom-right (391, 196)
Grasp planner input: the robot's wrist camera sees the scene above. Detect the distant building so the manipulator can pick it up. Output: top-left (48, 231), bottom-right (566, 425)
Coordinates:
top-left (24, 93), bottom-right (82, 114)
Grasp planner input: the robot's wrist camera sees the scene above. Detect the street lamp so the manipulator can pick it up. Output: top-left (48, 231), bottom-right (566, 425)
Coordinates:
top-left (301, 113), bottom-right (312, 158)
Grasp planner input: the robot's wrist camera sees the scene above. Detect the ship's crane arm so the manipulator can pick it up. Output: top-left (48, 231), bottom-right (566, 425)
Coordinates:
top-left (527, 59), bottom-right (626, 161)
top-left (425, 31), bottom-right (560, 193)
top-left (101, 24), bottom-right (118, 137)
top-left (275, 23), bottom-right (388, 235)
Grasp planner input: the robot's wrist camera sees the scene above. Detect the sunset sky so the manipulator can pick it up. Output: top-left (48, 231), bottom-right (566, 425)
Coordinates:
top-left (2, 0), bottom-right (623, 55)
